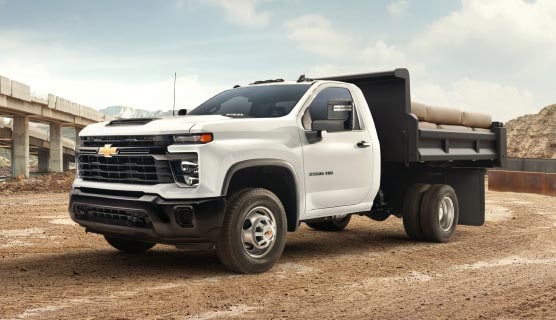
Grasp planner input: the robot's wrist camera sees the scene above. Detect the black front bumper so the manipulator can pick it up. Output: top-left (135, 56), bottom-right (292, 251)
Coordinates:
top-left (69, 188), bottom-right (226, 248)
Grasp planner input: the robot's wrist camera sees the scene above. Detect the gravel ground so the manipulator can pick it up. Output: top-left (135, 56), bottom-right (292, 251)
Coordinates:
top-left (0, 190), bottom-right (555, 319)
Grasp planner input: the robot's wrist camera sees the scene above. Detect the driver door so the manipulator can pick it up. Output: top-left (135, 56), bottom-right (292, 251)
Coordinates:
top-left (301, 86), bottom-right (374, 214)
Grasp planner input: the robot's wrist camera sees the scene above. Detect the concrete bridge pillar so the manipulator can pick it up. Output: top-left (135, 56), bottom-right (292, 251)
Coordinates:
top-left (49, 122), bottom-right (63, 172)
top-left (38, 150), bottom-right (49, 172)
top-left (12, 115), bottom-right (29, 178)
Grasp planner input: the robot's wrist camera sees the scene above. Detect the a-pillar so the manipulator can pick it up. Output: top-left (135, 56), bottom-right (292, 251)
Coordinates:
top-left (49, 122), bottom-right (63, 172)
top-left (12, 115), bottom-right (29, 178)
top-left (38, 150), bottom-right (49, 172)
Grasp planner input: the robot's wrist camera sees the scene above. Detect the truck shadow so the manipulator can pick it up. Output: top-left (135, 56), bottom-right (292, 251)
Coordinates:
top-left (1, 227), bottom-right (467, 281)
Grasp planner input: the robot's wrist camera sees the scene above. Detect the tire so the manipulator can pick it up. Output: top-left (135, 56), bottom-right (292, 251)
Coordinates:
top-left (402, 183), bottom-right (431, 241)
top-left (216, 188), bottom-right (287, 274)
top-left (104, 235), bottom-right (156, 253)
top-left (306, 215), bottom-right (351, 231)
top-left (419, 184), bottom-right (459, 243)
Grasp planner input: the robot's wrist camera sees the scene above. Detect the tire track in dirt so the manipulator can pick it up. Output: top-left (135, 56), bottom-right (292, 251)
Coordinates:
top-left (0, 191), bottom-right (555, 319)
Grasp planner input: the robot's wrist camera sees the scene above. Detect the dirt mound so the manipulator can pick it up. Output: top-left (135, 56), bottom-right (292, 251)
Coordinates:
top-left (0, 172), bottom-right (75, 195)
top-left (506, 104), bottom-right (556, 159)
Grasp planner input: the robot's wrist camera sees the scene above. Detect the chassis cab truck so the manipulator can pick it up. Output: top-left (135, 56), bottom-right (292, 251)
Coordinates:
top-left (70, 69), bottom-right (506, 274)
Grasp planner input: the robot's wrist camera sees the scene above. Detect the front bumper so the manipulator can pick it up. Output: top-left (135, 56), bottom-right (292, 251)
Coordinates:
top-left (69, 188), bottom-right (226, 248)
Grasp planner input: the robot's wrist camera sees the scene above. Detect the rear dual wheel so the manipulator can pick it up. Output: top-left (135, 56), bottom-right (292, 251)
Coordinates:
top-left (402, 184), bottom-right (430, 241)
top-left (402, 184), bottom-right (459, 243)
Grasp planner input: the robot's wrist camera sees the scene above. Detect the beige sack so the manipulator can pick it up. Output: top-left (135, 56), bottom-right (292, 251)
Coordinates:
top-left (418, 121), bottom-right (437, 129)
top-left (462, 111), bottom-right (492, 129)
top-left (425, 106), bottom-right (462, 125)
top-left (411, 102), bottom-right (428, 121)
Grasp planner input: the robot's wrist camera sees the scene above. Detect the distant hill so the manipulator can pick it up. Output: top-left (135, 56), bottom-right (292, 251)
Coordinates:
top-left (100, 106), bottom-right (175, 119)
top-left (506, 104), bottom-right (556, 159)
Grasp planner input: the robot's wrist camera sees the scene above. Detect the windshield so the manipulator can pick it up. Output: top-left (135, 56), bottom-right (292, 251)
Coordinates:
top-left (189, 84), bottom-right (311, 118)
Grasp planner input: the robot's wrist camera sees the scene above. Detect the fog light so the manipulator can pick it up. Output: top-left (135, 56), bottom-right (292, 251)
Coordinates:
top-left (185, 176), bottom-right (199, 186)
top-left (175, 207), bottom-right (194, 228)
top-left (181, 161), bottom-right (198, 174)
top-left (170, 156), bottom-right (200, 188)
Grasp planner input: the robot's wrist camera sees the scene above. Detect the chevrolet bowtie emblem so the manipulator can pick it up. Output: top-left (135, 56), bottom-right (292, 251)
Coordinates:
top-left (98, 144), bottom-right (119, 157)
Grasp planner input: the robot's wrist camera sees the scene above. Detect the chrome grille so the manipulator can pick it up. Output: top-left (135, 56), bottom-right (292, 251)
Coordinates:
top-left (78, 154), bottom-right (173, 185)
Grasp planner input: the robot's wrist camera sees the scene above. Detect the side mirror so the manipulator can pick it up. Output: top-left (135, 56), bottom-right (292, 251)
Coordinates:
top-left (311, 99), bottom-right (353, 132)
top-left (177, 109), bottom-right (188, 116)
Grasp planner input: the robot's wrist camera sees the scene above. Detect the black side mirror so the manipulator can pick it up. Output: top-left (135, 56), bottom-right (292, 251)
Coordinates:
top-left (177, 109), bottom-right (188, 116)
top-left (311, 99), bottom-right (353, 132)
top-left (327, 99), bottom-right (353, 119)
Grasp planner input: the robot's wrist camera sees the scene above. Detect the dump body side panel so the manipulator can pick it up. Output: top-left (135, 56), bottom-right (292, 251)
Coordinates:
top-left (319, 69), bottom-right (506, 167)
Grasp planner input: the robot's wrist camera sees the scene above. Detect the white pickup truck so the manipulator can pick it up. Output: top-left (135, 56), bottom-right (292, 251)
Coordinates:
top-left (70, 69), bottom-right (506, 273)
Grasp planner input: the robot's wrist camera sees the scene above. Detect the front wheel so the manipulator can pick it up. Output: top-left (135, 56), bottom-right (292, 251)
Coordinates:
top-left (216, 188), bottom-right (287, 274)
top-left (104, 236), bottom-right (155, 253)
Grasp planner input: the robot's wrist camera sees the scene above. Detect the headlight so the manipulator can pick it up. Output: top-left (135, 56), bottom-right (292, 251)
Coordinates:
top-left (170, 155), bottom-right (199, 187)
top-left (173, 133), bottom-right (213, 144)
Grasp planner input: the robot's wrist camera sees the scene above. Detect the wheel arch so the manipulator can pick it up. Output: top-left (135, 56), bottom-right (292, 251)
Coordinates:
top-left (221, 159), bottom-right (301, 232)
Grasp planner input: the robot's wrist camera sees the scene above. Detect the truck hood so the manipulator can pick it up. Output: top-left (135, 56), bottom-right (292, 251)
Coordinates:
top-left (79, 115), bottom-right (232, 137)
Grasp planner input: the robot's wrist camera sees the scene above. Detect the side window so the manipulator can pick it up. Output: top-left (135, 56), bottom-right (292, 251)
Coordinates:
top-left (307, 87), bottom-right (361, 130)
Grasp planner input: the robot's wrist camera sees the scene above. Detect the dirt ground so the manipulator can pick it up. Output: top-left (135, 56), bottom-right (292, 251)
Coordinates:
top-left (0, 190), bottom-right (555, 320)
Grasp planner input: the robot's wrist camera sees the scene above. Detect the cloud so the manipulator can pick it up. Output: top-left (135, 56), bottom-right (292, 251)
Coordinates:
top-left (285, 15), bottom-right (425, 76)
top-left (1, 61), bottom-right (225, 111)
top-left (305, 41), bottom-right (425, 79)
top-left (405, 0), bottom-right (556, 119)
top-left (411, 0), bottom-right (556, 70)
top-left (285, 14), bottom-right (354, 58)
top-left (285, 9), bottom-right (541, 122)
top-left (177, 0), bottom-right (271, 27)
top-left (361, 41), bottom-right (409, 70)
top-left (0, 31), bottom-right (224, 110)
top-left (412, 78), bottom-right (536, 122)
top-left (387, 0), bottom-right (409, 17)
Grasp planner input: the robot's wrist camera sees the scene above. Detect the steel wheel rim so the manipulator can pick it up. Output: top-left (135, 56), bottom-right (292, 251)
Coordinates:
top-left (241, 206), bottom-right (277, 258)
top-left (438, 196), bottom-right (455, 232)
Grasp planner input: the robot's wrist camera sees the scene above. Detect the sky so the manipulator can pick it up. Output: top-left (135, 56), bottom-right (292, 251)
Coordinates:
top-left (0, 0), bottom-right (555, 121)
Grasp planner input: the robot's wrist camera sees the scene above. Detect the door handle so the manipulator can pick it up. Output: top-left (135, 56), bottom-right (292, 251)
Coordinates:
top-left (357, 141), bottom-right (371, 148)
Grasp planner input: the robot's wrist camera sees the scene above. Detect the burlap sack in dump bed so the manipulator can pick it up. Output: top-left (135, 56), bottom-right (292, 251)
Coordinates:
top-left (425, 106), bottom-right (462, 125)
top-left (462, 111), bottom-right (492, 129)
top-left (418, 121), bottom-right (437, 129)
top-left (411, 102), bottom-right (427, 121)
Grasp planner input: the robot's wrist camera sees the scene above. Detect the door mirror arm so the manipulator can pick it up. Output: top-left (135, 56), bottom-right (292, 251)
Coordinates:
top-left (305, 130), bottom-right (322, 144)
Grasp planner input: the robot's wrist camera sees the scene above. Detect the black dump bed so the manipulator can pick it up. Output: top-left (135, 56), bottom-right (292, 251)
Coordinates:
top-left (319, 68), bottom-right (507, 168)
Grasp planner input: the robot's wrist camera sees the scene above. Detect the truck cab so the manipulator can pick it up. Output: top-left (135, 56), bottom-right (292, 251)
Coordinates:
top-left (69, 69), bottom-right (506, 273)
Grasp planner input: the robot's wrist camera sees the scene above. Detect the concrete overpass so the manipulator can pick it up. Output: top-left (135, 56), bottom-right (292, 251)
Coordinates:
top-left (0, 120), bottom-right (76, 172)
top-left (0, 73), bottom-right (109, 178)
